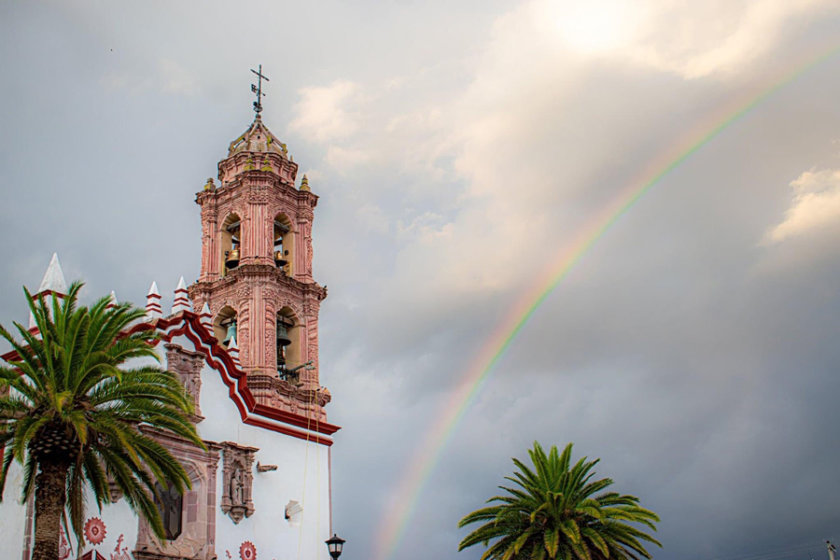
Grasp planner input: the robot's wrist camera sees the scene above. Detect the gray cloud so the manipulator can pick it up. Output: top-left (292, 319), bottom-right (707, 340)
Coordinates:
top-left (3, 2), bottom-right (840, 560)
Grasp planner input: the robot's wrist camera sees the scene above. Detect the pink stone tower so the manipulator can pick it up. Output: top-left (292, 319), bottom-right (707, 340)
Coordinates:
top-left (188, 113), bottom-right (330, 421)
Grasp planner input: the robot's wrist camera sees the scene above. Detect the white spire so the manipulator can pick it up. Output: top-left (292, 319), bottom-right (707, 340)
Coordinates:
top-left (227, 336), bottom-right (241, 368)
top-left (145, 281), bottom-right (162, 320)
top-left (171, 276), bottom-right (193, 315)
top-left (199, 302), bottom-right (213, 331)
top-left (38, 253), bottom-right (67, 294)
top-left (107, 290), bottom-right (118, 308)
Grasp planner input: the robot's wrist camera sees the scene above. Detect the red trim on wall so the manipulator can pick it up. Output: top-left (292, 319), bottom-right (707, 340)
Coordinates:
top-left (128, 312), bottom-right (340, 445)
top-left (252, 404), bottom-right (340, 435)
top-left (243, 416), bottom-right (333, 446)
top-left (1, 310), bottom-right (340, 446)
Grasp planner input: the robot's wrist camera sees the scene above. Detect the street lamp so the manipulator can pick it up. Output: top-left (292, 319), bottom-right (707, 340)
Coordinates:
top-left (325, 534), bottom-right (345, 560)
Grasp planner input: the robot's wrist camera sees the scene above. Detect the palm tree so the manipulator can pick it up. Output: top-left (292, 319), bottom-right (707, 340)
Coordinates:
top-left (458, 442), bottom-right (661, 560)
top-left (0, 282), bottom-right (203, 560)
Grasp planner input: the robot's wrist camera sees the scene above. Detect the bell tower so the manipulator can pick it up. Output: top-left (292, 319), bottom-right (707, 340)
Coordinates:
top-left (188, 74), bottom-right (330, 421)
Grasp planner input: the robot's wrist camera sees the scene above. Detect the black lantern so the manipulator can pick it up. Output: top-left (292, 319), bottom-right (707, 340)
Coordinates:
top-left (325, 534), bottom-right (345, 560)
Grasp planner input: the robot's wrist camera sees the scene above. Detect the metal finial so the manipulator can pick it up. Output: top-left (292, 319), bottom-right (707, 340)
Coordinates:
top-left (250, 64), bottom-right (270, 114)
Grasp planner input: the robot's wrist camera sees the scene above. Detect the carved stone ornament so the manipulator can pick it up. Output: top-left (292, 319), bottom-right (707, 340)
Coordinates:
top-left (165, 344), bottom-right (205, 421)
top-left (134, 428), bottom-right (221, 560)
top-left (220, 442), bottom-right (258, 524)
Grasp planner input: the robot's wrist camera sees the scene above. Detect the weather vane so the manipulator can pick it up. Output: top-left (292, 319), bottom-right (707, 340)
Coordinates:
top-left (250, 64), bottom-right (269, 114)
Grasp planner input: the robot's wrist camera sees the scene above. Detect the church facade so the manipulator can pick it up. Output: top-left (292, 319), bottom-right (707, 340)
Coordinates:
top-left (0, 102), bottom-right (339, 560)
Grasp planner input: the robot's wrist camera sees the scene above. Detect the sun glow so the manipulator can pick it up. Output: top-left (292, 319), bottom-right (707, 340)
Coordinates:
top-left (553, 0), bottom-right (640, 54)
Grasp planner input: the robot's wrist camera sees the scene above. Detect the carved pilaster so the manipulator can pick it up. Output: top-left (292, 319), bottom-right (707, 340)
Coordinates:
top-left (165, 344), bottom-right (205, 421)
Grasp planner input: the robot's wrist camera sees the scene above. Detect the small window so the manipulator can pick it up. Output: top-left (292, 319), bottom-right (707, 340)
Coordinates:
top-left (153, 481), bottom-right (183, 540)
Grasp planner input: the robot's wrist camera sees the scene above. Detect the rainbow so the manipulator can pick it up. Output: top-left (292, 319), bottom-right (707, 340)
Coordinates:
top-left (372, 43), bottom-right (840, 560)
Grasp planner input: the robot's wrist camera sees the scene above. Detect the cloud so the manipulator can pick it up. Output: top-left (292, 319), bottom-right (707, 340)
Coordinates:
top-left (766, 167), bottom-right (840, 242)
top-left (621, 0), bottom-right (838, 79)
top-left (101, 58), bottom-right (198, 95)
top-left (289, 80), bottom-right (363, 142)
top-left (157, 58), bottom-right (198, 95)
top-left (536, 0), bottom-right (840, 79)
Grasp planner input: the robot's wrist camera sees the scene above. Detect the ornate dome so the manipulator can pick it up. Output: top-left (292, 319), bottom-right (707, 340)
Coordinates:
top-left (227, 115), bottom-right (288, 157)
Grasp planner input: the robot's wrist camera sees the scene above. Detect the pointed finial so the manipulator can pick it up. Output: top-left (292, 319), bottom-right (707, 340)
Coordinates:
top-left (204, 178), bottom-right (216, 192)
top-left (146, 281), bottom-right (162, 320)
top-left (38, 253), bottom-right (68, 295)
top-left (107, 290), bottom-right (118, 309)
top-left (171, 276), bottom-right (193, 315)
top-left (300, 174), bottom-right (310, 192)
top-left (227, 336), bottom-right (241, 368)
top-left (199, 302), bottom-right (213, 331)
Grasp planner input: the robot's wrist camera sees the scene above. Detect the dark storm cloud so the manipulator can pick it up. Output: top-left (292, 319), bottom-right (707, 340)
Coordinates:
top-left (3, 3), bottom-right (840, 560)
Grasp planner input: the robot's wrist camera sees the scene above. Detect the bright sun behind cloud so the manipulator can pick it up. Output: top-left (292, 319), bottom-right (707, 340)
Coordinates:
top-left (552, 0), bottom-right (640, 54)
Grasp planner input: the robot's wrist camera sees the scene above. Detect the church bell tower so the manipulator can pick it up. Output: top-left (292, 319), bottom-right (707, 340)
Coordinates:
top-left (188, 69), bottom-right (330, 421)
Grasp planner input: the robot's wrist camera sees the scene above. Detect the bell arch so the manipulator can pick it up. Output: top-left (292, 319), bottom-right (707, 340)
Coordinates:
top-left (221, 213), bottom-right (242, 275)
top-left (276, 306), bottom-right (303, 379)
top-left (273, 213), bottom-right (294, 275)
top-left (213, 306), bottom-right (238, 347)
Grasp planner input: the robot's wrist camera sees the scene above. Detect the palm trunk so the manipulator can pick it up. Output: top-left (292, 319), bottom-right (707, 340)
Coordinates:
top-left (31, 460), bottom-right (69, 560)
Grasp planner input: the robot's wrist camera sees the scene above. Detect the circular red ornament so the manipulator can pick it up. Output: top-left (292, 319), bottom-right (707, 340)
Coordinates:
top-left (240, 541), bottom-right (257, 560)
top-left (84, 517), bottom-right (107, 545)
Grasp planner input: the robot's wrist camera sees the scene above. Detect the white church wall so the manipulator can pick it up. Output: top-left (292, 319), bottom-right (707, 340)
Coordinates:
top-left (172, 335), bottom-right (333, 560)
top-left (0, 461), bottom-right (29, 560)
top-left (76, 494), bottom-right (139, 560)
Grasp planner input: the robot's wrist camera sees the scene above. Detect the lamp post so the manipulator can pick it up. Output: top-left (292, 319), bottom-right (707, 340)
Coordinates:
top-left (325, 534), bottom-right (345, 560)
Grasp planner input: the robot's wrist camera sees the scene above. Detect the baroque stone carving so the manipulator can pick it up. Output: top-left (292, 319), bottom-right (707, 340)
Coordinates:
top-left (220, 441), bottom-right (258, 524)
top-left (134, 428), bottom-right (220, 560)
top-left (165, 344), bottom-right (205, 420)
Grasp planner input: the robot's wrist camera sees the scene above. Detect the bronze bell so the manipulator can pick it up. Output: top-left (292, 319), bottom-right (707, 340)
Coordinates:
top-left (225, 248), bottom-right (240, 269)
top-left (274, 250), bottom-right (288, 267)
top-left (222, 322), bottom-right (237, 346)
top-left (276, 321), bottom-right (292, 347)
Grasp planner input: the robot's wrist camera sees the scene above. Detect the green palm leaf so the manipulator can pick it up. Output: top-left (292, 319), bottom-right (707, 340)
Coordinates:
top-left (0, 282), bottom-right (203, 560)
top-left (458, 442), bottom-right (661, 560)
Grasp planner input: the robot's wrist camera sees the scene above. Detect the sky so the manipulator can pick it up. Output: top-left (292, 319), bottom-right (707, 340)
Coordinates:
top-left (2, 1), bottom-right (840, 560)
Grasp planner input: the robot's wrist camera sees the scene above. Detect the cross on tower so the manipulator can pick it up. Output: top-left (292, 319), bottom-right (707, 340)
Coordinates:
top-left (250, 64), bottom-right (270, 114)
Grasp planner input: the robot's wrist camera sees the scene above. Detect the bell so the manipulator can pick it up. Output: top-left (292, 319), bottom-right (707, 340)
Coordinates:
top-left (274, 250), bottom-right (288, 267)
top-left (222, 321), bottom-right (237, 346)
top-left (276, 321), bottom-right (292, 347)
top-left (225, 248), bottom-right (240, 269)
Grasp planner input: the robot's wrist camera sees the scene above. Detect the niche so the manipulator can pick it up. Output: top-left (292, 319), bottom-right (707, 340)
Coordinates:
top-left (273, 214), bottom-right (294, 275)
top-left (221, 213), bottom-right (241, 274)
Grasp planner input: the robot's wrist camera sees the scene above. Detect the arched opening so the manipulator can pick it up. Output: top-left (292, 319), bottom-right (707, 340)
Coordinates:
top-left (214, 306), bottom-right (238, 347)
top-left (276, 307), bottom-right (305, 380)
top-left (273, 213), bottom-right (294, 275)
top-left (221, 213), bottom-right (242, 275)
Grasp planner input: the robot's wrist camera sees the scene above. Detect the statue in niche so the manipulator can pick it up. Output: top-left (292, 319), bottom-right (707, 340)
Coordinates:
top-left (220, 442), bottom-right (257, 524)
top-left (231, 465), bottom-right (244, 505)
